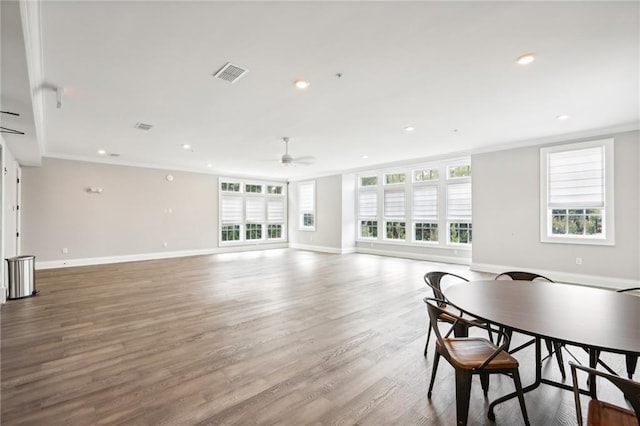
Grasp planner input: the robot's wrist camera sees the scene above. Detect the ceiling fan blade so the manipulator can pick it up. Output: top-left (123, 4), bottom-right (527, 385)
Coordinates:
top-left (292, 156), bottom-right (316, 166)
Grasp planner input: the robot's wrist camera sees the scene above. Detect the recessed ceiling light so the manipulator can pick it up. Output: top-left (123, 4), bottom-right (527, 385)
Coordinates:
top-left (182, 144), bottom-right (192, 150)
top-left (516, 53), bottom-right (536, 65)
top-left (97, 149), bottom-right (106, 155)
top-left (361, 154), bottom-right (368, 159)
top-left (556, 114), bottom-right (569, 120)
top-left (207, 163), bottom-right (213, 168)
top-left (404, 126), bottom-right (415, 133)
top-left (294, 80), bottom-right (310, 89)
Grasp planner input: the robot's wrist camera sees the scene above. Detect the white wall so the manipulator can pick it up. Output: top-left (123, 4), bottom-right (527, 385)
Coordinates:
top-left (1, 139), bottom-right (21, 302)
top-left (472, 130), bottom-right (639, 288)
top-left (21, 158), bottom-right (286, 268)
top-left (341, 173), bottom-right (356, 252)
top-left (289, 174), bottom-right (345, 252)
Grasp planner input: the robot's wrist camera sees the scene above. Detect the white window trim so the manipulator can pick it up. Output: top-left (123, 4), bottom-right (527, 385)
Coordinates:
top-left (219, 177), bottom-right (287, 245)
top-left (355, 158), bottom-right (471, 249)
top-left (298, 180), bottom-right (316, 231)
top-left (539, 138), bottom-right (614, 246)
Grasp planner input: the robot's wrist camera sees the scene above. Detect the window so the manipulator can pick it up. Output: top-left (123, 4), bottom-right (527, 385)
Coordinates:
top-left (221, 224), bottom-right (240, 241)
top-left (385, 173), bottom-right (406, 185)
top-left (298, 181), bottom-right (316, 230)
top-left (246, 223), bottom-right (263, 240)
top-left (220, 196), bottom-right (243, 242)
top-left (356, 157), bottom-right (471, 248)
top-left (219, 177), bottom-right (286, 244)
top-left (267, 198), bottom-right (285, 240)
top-left (384, 189), bottom-right (405, 240)
top-left (267, 185), bottom-right (283, 195)
top-left (358, 191), bottom-right (378, 239)
top-left (413, 185), bottom-right (438, 242)
top-left (540, 139), bottom-right (614, 245)
top-left (360, 176), bottom-right (378, 187)
top-left (245, 184), bottom-right (263, 194)
top-left (221, 181), bottom-right (241, 192)
top-left (245, 197), bottom-right (265, 240)
top-left (448, 164), bottom-right (471, 178)
top-left (447, 180), bottom-right (472, 244)
top-left (267, 224), bottom-right (282, 239)
top-left (414, 168), bottom-right (439, 182)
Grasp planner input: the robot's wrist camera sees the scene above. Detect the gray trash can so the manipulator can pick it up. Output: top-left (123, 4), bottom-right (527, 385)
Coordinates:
top-left (6, 255), bottom-right (37, 299)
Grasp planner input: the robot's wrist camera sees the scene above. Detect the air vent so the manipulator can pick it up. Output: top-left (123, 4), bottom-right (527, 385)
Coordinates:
top-left (109, 153), bottom-right (120, 157)
top-left (213, 62), bottom-right (248, 83)
top-left (134, 122), bottom-right (153, 131)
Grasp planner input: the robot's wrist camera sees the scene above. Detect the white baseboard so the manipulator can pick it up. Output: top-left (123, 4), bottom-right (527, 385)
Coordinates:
top-left (36, 244), bottom-right (289, 270)
top-left (288, 243), bottom-right (355, 255)
top-left (357, 247), bottom-right (471, 265)
top-left (470, 262), bottom-right (639, 290)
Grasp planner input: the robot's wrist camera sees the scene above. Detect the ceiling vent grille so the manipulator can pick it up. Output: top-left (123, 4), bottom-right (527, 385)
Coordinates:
top-left (214, 62), bottom-right (248, 83)
top-left (134, 122), bottom-right (153, 131)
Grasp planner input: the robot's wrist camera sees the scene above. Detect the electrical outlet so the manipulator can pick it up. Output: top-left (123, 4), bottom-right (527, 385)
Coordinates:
top-left (163, 242), bottom-right (168, 248)
top-left (575, 257), bottom-right (583, 265)
top-left (62, 247), bottom-right (68, 254)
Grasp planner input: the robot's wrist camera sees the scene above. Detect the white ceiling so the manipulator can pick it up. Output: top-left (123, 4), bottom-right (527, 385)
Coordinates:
top-left (2, 1), bottom-right (639, 179)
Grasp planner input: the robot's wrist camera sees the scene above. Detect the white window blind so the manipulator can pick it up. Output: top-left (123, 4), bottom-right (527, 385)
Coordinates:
top-left (447, 182), bottom-right (472, 221)
top-left (299, 182), bottom-right (315, 212)
top-left (384, 190), bottom-right (405, 219)
top-left (221, 196), bottom-right (243, 223)
top-left (548, 146), bottom-right (604, 208)
top-left (358, 192), bottom-right (377, 218)
top-left (245, 198), bottom-right (265, 222)
top-left (267, 199), bottom-right (285, 222)
top-left (413, 186), bottom-right (438, 221)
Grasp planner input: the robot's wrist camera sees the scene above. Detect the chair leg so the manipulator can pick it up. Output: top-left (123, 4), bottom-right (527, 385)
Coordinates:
top-left (511, 369), bottom-right (530, 426)
top-left (424, 322), bottom-right (432, 357)
top-left (454, 369), bottom-right (473, 426)
top-left (427, 351), bottom-right (440, 399)
top-left (480, 372), bottom-right (490, 397)
top-left (626, 354), bottom-right (638, 379)
top-left (553, 341), bottom-right (566, 379)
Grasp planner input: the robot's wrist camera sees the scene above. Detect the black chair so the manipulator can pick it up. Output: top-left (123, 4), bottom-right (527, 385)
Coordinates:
top-left (495, 271), bottom-right (567, 379)
top-left (569, 362), bottom-right (640, 426)
top-left (423, 272), bottom-right (492, 357)
top-left (424, 297), bottom-right (530, 426)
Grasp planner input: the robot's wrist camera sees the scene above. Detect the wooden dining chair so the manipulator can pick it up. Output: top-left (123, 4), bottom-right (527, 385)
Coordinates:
top-left (495, 271), bottom-right (567, 379)
top-left (423, 271), bottom-right (492, 357)
top-left (424, 297), bottom-right (530, 426)
top-left (569, 362), bottom-right (640, 426)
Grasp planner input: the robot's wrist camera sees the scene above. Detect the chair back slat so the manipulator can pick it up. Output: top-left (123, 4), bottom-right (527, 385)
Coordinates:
top-left (424, 298), bottom-right (454, 359)
top-left (424, 271), bottom-right (468, 306)
top-left (495, 271), bottom-right (553, 282)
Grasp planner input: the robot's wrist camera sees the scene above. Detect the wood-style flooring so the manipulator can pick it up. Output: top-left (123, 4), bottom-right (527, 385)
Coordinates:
top-left (1, 249), bottom-right (631, 425)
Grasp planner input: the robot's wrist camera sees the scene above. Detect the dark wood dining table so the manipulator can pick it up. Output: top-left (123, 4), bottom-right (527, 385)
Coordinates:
top-left (444, 279), bottom-right (640, 420)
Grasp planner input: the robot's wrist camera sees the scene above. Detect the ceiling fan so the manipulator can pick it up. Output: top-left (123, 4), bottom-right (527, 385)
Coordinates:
top-left (279, 137), bottom-right (315, 166)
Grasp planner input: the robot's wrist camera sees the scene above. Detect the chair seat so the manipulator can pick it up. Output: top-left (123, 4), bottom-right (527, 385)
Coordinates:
top-left (587, 400), bottom-right (639, 426)
top-left (438, 338), bottom-right (519, 370)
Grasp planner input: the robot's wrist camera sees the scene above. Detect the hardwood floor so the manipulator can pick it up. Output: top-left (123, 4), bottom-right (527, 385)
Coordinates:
top-left (1, 249), bottom-right (630, 425)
